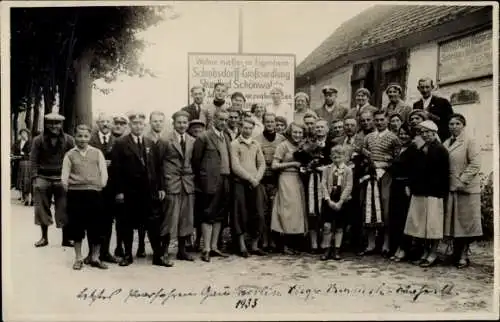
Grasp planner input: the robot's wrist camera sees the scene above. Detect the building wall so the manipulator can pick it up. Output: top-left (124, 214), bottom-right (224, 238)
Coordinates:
top-left (406, 34), bottom-right (494, 175)
top-left (309, 65), bottom-right (353, 109)
top-left (406, 42), bottom-right (439, 103)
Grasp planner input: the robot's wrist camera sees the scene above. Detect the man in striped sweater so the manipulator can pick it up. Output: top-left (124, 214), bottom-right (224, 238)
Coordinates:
top-left (360, 110), bottom-right (401, 257)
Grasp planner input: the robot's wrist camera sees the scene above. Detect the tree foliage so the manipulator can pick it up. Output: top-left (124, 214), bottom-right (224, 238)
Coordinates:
top-left (10, 5), bottom-right (175, 137)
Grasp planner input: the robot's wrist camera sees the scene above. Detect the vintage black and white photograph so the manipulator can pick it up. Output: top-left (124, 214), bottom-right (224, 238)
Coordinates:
top-left (2, 1), bottom-right (498, 320)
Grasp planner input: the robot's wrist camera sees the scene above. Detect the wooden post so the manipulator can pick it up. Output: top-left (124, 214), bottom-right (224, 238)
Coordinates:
top-left (238, 6), bottom-right (243, 53)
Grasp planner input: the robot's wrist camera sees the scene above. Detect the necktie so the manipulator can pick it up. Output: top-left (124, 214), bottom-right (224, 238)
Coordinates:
top-left (180, 135), bottom-right (186, 155)
top-left (103, 135), bottom-right (107, 145)
top-left (449, 137), bottom-right (456, 146)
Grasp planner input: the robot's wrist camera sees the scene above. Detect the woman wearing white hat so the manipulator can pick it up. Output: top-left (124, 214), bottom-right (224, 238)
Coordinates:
top-left (403, 120), bottom-right (450, 267)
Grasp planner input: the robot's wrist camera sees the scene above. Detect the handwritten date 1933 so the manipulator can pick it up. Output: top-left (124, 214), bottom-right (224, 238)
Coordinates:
top-left (235, 298), bottom-right (258, 309)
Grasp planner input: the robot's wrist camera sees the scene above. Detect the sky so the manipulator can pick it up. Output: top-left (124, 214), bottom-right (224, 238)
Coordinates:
top-left (92, 1), bottom-right (375, 119)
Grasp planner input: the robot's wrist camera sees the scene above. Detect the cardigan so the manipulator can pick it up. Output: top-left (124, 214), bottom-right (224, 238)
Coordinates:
top-left (321, 163), bottom-right (353, 204)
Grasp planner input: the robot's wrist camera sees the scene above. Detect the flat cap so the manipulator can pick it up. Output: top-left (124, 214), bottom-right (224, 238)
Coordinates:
top-left (44, 112), bottom-right (65, 121)
top-left (322, 85), bottom-right (338, 94)
top-left (113, 114), bottom-right (129, 123)
top-left (188, 119), bottom-right (206, 128)
top-left (417, 120), bottom-right (438, 132)
top-left (128, 112), bottom-right (146, 121)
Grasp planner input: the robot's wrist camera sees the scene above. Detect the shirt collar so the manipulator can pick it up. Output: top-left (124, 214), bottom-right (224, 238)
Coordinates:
top-left (174, 131), bottom-right (185, 142)
top-left (75, 145), bottom-right (90, 155)
top-left (376, 128), bottom-right (390, 137)
top-left (422, 95), bottom-right (433, 106)
top-left (212, 127), bottom-right (223, 138)
top-left (238, 135), bottom-right (254, 145)
top-left (324, 103), bottom-right (335, 112)
top-left (99, 131), bottom-right (110, 140)
top-left (131, 134), bottom-right (143, 143)
top-left (332, 162), bottom-right (346, 171)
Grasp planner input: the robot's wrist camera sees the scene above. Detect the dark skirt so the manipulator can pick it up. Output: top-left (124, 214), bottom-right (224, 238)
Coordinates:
top-left (16, 160), bottom-right (32, 194)
top-left (67, 189), bottom-right (104, 243)
top-left (322, 186), bottom-right (347, 228)
top-left (388, 178), bottom-right (411, 252)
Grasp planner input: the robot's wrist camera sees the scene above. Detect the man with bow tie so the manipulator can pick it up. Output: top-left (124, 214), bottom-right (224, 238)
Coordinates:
top-left (110, 112), bottom-right (168, 267)
top-left (412, 78), bottom-right (454, 141)
top-left (182, 86), bottom-right (206, 121)
top-left (88, 113), bottom-right (119, 264)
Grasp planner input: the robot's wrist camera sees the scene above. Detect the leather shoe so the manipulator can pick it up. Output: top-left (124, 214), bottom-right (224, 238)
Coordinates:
top-left (83, 256), bottom-right (91, 265)
top-left (177, 252), bottom-right (195, 261)
top-left (239, 250), bottom-right (250, 258)
top-left (210, 250), bottom-right (229, 258)
top-left (34, 238), bottom-right (48, 248)
top-left (62, 240), bottom-right (74, 247)
top-left (320, 248), bottom-right (332, 261)
top-left (119, 256), bottom-right (133, 267)
top-left (250, 248), bottom-right (267, 256)
top-left (100, 253), bottom-right (119, 264)
top-left (201, 251), bottom-right (211, 262)
top-left (89, 260), bottom-right (108, 269)
top-left (153, 256), bottom-right (174, 267)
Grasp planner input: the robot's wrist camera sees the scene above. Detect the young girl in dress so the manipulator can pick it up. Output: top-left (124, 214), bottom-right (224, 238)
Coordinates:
top-left (320, 145), bottom-right (353, 260)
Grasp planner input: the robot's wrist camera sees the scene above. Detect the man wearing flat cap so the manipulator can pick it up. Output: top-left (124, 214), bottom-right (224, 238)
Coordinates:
top-left (187, 119), bottom-right (206, 138)
top-left (314, 85), bottom-right (349, 126)
top-left (30, 112), bottom-right (75, 248)
top-left (347, 88), bottom-right (379, 122)
top-left (110, 112), bottom-right (170, 267)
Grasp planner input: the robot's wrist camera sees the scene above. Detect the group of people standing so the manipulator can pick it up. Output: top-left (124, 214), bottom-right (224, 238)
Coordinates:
top-left (15, 76), bottom-right (483, 271)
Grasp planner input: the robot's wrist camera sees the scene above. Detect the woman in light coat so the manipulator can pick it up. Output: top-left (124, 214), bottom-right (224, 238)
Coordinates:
top-left (443, 113), bottom-right (482, 268)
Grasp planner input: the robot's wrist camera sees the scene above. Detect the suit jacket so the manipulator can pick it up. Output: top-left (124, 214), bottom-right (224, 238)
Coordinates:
top-left (89, 132), bottom-right (116, 160)
top-left (111, 134), bottom-right (162, 202)
top-left (443, 131), bottom-right (481, 193)
top-left (191, 128), bottom-right (232, 194)
top-left (162, 132), bottom-right (195, 194)
top-left (182, 103), bottom-right (203, 121)
top-left (413, 95), bottom-right (454, 141)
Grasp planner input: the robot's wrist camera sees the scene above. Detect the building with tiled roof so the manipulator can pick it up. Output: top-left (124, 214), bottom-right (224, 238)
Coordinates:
top-left (295, 4), bottom-right (494, 173)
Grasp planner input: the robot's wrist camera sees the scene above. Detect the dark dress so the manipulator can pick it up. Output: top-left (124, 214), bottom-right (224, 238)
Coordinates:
top-left (12, 139), bottom-right (32, 194)
top-left (388, 145), bottom-right (416, 252)
top-left (294, 139), bottom-right (333, 230)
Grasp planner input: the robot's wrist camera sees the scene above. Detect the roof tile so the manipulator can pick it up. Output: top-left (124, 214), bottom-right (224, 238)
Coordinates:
top-left (296, 5), bottom-right (487, 77)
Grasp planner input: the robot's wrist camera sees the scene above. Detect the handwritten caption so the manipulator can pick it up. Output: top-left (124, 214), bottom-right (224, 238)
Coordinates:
top-left (76, 283), bottom-right (457, 309)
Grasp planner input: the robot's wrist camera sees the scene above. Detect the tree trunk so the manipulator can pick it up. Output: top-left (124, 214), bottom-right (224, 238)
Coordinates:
top-left (12, 110), bottom-right (19, 143)
top-left (62, 80), bottom-right (76, 134)
top-left (72, 48), bottom-right (94, 131)
top-left (32, 87), bottom-right (42, 135)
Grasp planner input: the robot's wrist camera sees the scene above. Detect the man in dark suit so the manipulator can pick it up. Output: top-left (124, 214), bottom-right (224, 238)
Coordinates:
top-left (111, 112), bottom-right (169, 267)
top-left (182, 86), bottom-right (206, 121)
top-left (88, 113), bottom-right (118, 264)
top-left (192, 109), bottom-right (232, 262)
top-left (161, 110), bottom-right (196, 264)
top-left (413, 77), bottom-right (454, 141)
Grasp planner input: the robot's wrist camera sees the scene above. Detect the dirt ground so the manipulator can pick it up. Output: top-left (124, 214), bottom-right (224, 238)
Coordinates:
top-left (4, 194), bottom-right (497, 320)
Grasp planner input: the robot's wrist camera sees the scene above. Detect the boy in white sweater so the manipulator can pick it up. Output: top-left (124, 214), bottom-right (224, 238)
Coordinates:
top-left (61, 125), bottom-right (108, 270)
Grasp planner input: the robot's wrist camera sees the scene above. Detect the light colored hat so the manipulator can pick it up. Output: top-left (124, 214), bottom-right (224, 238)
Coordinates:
top-left (322, 85), bottom-right (337, 94)
top-left (188, 119), bottom-right (206, 129)
top-left (113, 114), bottom-right (129, 123)
top-left (417, 120), bottom-right (438, 132)
top-left (127, 112), bottom-right (146, 122)
top-left (294, 92), bottom-right (310, 103)
top-left (355, 88), bottom-right (371, 97)
top-left (385, 83), bottom-right (403, 95)
top-left (44, 112), bottom-right (65, 122)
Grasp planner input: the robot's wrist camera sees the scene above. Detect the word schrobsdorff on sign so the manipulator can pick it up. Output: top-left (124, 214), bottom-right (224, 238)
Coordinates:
top-left (188, 53), bottom-right (295, 106)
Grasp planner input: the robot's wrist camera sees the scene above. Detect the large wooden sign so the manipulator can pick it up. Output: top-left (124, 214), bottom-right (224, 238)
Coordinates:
top-left (188, 53), bottom-right (295, 107)
top-left (438, 29), bottom-right (492, 85)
